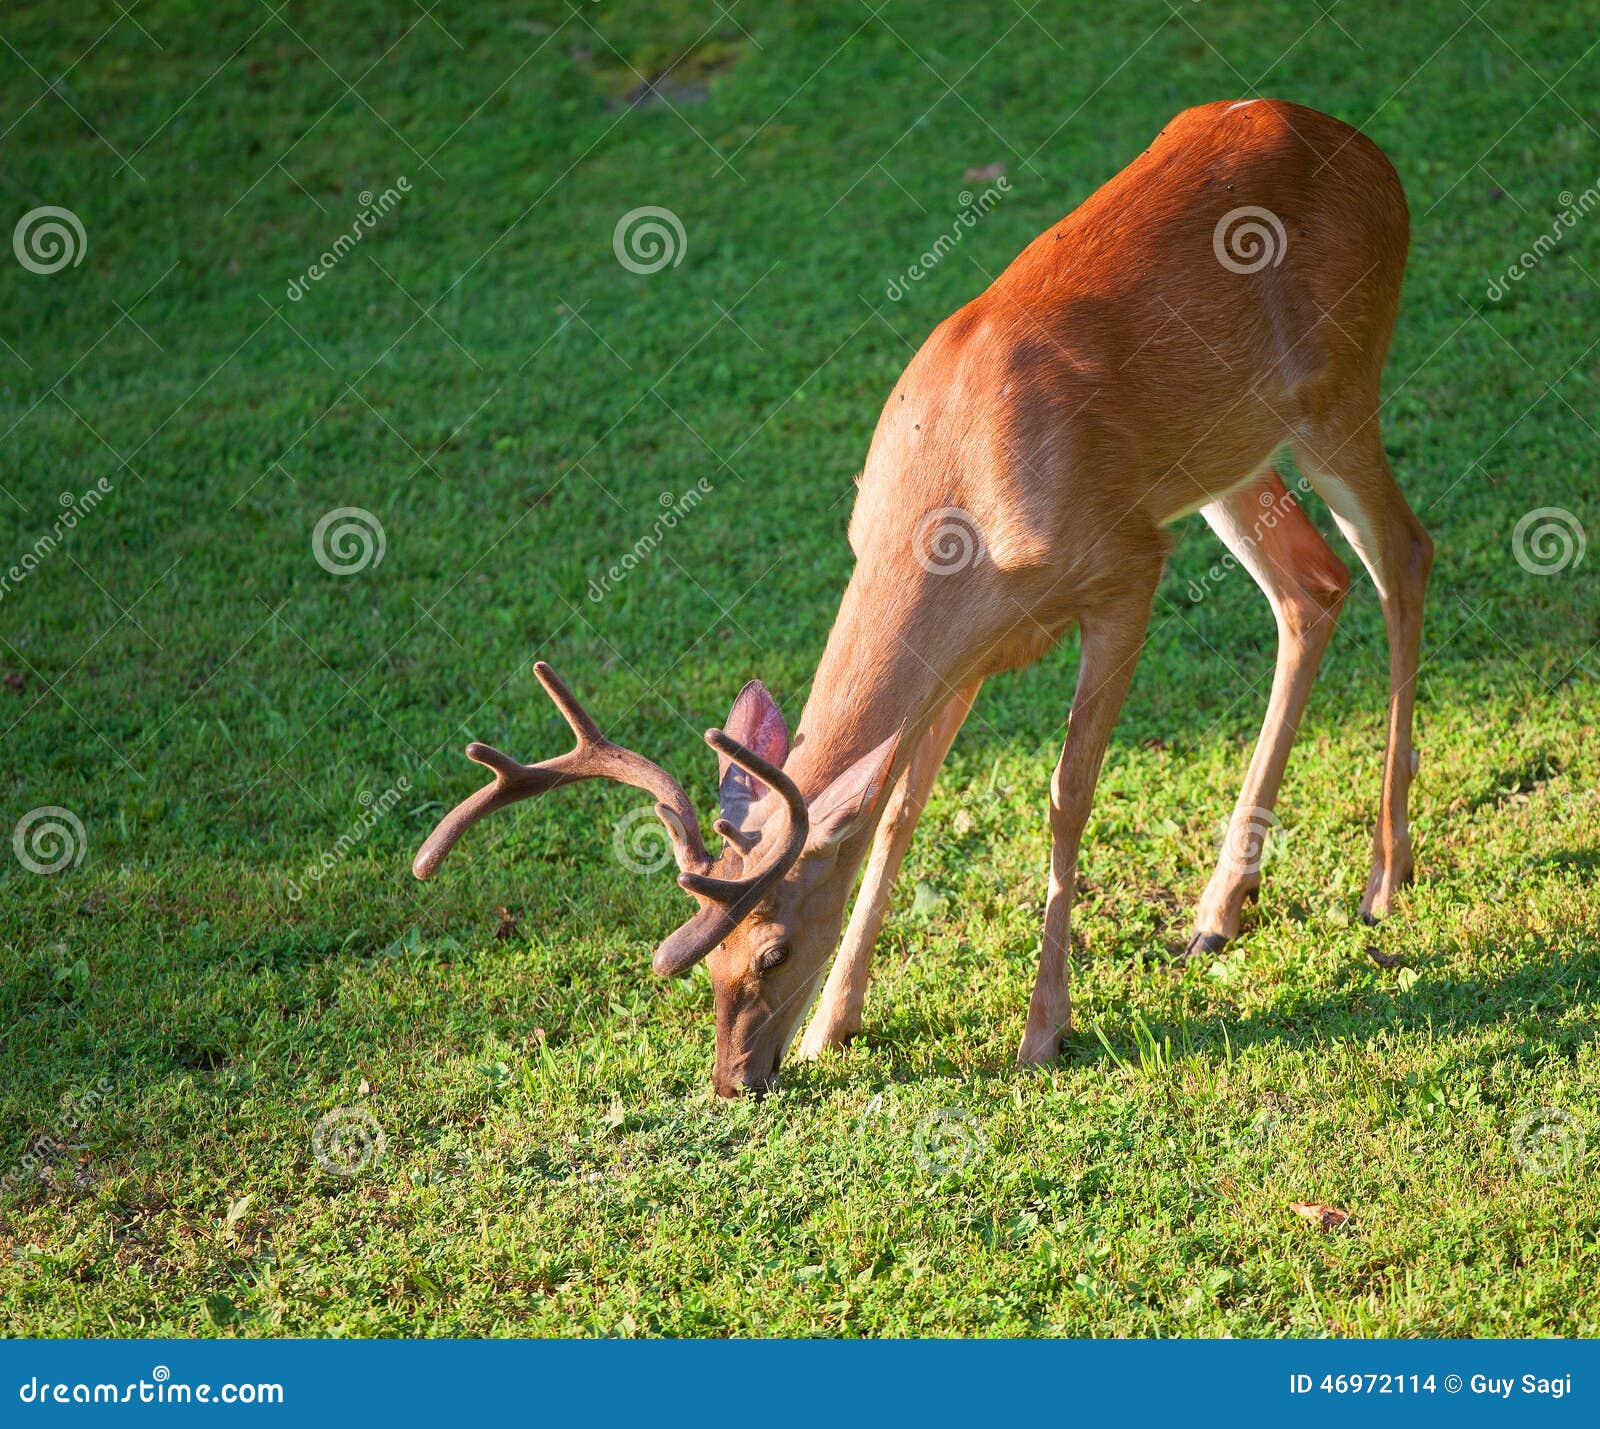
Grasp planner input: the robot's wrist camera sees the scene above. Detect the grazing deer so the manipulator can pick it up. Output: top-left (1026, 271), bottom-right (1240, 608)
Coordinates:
top-left (415, 100), bottom-right (1430, 1097)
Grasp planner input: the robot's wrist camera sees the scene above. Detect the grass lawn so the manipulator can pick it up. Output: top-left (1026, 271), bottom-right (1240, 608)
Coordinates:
top-left (2, 0), bottom-right (1599, 1337)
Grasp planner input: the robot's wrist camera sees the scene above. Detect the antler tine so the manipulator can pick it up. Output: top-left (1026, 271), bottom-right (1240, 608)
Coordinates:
top-left (652, 729), bottom-right (812, 977)
top-left (531, 660), bottom-right (604, 746)
top-left (411, 663), bottom-right (714, 881)
top-left (465, 741), bottom-right (533, 782)
top-left (411, 751), bottom-right (548, 881)
top-left (677, 729), bottom-right (809, 907)
top-left (713, 817), bottom-right (758, 855)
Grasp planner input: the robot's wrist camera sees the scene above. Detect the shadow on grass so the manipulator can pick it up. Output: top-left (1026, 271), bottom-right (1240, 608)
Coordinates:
top-left (785, 908), bottom-right (1600, 1104)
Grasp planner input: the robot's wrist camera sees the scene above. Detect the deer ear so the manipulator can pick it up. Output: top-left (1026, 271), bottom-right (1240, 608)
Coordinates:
top-left (804, 727), bottom-right (902, 853)
top-left (718, 681), bottom-right (789, 828)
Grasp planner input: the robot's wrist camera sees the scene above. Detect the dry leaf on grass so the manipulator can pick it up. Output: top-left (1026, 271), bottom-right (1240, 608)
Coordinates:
top-left (1290, 1201), bottom-right (1351, 1231)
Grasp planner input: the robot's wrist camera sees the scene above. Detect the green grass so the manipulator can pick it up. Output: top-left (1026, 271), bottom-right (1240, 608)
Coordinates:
top-left (2, 0), bottom-right (1599, 1337)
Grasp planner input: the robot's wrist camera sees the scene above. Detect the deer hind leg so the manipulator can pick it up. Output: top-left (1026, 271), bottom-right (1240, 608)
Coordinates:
top-left (1292, 412), bottom-right (1433, 922)
top-left (1020, 550), bottom-right (1163, 1065)
top-left (796, 680), bottom-right (980, 1060)
top-left (1188, 465), bottom-right (1350, 955)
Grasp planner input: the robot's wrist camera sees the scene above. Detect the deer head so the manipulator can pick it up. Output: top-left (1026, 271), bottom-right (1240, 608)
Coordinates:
top-left (413, 663), bottom-right (898, 1096)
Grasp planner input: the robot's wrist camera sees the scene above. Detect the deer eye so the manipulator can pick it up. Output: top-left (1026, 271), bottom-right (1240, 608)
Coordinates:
top-left (755, 943), bottom-right (790, 973)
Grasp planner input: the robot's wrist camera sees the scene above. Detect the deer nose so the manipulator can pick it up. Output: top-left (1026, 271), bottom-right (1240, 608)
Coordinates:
top-left (713, 1059), bottom-right (780, 1099)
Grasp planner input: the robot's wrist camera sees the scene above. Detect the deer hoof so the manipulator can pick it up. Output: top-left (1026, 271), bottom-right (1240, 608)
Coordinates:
top-left (1359, 860), bottom-right (1414, 923)
top-left (1185, 929), bottom-right (1230, 960)
top-left (1016, 1031), bottom-right (1068, 1066)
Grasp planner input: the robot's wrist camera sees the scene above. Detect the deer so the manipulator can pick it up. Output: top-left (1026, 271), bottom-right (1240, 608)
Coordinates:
top-left (414, 99), bottom-right (1431, 1098)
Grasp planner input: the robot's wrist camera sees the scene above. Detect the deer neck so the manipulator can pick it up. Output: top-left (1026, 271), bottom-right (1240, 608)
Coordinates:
top-left (785, 565), bottom-right (959, 805)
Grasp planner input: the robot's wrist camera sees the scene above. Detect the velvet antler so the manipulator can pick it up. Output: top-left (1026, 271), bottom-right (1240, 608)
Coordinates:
top-left (412, 662), bottom-right (810, 976)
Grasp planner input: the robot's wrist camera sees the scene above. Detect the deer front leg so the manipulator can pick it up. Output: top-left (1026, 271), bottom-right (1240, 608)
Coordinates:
top-left (1021, 569), bottom-right (1159, 1065)
top-left (797, 681), bottom-right (980, 1059)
